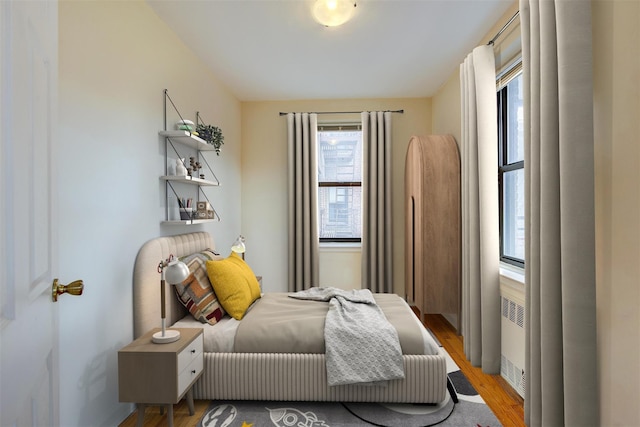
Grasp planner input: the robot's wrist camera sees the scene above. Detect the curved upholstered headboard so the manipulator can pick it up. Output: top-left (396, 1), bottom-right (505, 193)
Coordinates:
top-left (132, 232), bottom-right (215, 338)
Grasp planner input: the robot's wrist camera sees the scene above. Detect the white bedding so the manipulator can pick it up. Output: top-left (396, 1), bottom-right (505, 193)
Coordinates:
top-left (172, 315), bottom-right (240, 352)
top-left (172, 294), bottom-right (439, 355)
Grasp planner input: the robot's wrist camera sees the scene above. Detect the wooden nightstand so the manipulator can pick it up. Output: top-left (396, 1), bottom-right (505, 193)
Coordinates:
top-left (118, 328), bottom-right (204, 427)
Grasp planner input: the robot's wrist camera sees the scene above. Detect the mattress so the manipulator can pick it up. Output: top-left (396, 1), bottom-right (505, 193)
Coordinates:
top-left (173, 292), bottom-right (439, 355)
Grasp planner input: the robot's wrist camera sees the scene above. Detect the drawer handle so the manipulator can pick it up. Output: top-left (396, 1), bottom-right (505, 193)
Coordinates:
top-left (191, 349), bottom-right (196, 354)
top-left (191, 370), bottom-right (196, 374)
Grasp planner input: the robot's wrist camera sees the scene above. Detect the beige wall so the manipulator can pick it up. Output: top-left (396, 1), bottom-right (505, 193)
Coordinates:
top-left (241, 98), bottom-right (431, 294)
top-left (432, 72), bottom-right (462, 141)
top-left (432, 2), bottom-right (520, 140)
top-left (58, 1), bottom-right (243, 424)
top-left (593, 0), bottom-right (640, 425)
top-left (431, 1), bottom-right (640, 424)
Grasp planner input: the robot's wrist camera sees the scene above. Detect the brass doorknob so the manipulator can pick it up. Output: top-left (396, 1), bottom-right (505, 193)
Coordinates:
top-left (52, 279), bottom-right (84, 302)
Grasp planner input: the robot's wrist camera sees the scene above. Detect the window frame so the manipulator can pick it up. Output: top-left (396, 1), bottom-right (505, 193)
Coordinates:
top-left (497, 61), bottom-right (525, 268)
top-left (317, 124), bottom-right (362, 244)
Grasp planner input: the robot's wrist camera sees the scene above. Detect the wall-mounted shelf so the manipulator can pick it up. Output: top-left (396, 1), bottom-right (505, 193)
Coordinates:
top-left (160, 89), bottom-right (220, 225)
top-left (161, 219), bottom-right (217, 226)
top-left (160, 175), bottom-right (220, 187)
top-left (159, 130), bottom-right (217, 151)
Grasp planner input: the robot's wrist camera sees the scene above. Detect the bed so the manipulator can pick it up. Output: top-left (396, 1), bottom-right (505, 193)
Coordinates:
top-left (133, 232), bottom-right (447, 403)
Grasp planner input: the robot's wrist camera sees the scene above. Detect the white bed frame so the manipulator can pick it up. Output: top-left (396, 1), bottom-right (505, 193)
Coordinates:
top-left (133, 232), bottom-right (447, 403)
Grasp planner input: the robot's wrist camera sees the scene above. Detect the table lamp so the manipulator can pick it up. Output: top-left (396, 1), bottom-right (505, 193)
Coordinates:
top-left (231, 235), bottom-right (246, 260)
top-left (153, 255), bottom-right (189, 344)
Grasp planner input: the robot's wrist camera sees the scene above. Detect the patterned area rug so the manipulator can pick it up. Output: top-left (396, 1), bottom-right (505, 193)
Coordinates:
top-left (197, 351), bottom-right (502, 427)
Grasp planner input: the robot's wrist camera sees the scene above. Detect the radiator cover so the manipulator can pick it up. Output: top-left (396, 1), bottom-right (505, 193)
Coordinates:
top-left (500, 283), bottom-right (525, 398)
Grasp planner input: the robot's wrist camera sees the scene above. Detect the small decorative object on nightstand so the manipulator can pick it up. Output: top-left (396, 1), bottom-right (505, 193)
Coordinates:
top-left (118, 328), bottom-right (204, 427)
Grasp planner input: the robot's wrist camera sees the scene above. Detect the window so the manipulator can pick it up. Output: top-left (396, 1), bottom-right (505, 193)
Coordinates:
top-left (317, 125), bottom-right (362, 242)
top-left (497, 62), bottom-right (525, 267)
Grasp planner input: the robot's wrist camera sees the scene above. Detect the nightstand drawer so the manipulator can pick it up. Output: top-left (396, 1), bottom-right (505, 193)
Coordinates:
top-left (178, 355), bottom-right (203, 396)
top-left (177, 333), bottom-right (203, 371)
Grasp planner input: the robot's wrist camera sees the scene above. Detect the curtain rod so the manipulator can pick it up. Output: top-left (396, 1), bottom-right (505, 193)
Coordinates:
top-left (487, 10), bottom-right (520, 46)
top-left (279, 110), bottom-right (404, 116)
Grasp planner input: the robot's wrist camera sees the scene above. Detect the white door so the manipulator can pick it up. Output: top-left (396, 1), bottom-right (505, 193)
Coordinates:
top-left (1, 1), bottom-right (64, 425)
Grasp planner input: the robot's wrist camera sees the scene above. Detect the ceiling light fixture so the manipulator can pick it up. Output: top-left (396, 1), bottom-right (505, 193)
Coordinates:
top-left (312, 0), bottom-right (357, 27)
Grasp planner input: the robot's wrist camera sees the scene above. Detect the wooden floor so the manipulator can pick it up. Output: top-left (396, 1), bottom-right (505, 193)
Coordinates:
top-left (424, 313), bottom-right (525, 427)
top-left (119, 313), bottom-right (524, 427)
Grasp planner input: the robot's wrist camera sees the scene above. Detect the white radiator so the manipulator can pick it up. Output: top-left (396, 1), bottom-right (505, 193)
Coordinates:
top-left (500, 282), bottom-right (525, 398)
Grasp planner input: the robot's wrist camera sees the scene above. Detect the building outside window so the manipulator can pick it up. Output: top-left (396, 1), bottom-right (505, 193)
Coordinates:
top-left (317, 125), bottom-right (362, 242)
top-left (497, 62), bottom-right (525, 267)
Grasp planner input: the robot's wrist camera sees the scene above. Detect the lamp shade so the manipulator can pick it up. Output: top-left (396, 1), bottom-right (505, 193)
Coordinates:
top-left (312, 0), bottom-right (356, 27)
top-left (165, 259), bottom-right (189, 284)
top-left (231, 235), bottom-right (246, 254)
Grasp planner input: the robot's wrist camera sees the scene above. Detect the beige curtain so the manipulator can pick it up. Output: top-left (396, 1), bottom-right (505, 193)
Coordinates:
top-left (520, 0), bottom-right (598, 425)
top-left (361, 111), bottom-right (393, 293)
top-left (287, 113), bottom-right (319, 292)
top-left (459, 45), bottom-right (501, 374)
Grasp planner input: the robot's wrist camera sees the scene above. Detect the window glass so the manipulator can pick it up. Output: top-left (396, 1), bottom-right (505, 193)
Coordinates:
top-left (318, 128), bottom-right (362, 241)
top-left (506, 75), bottom-right (524, 164)
top-left (318, 186), bottom-right (362, 239)
top-left (318, 131), bottom-right (362, 182)
top-left (498, 67), bottom-right (525, 267)
top-left (502, 168), bottom-right (525, 260)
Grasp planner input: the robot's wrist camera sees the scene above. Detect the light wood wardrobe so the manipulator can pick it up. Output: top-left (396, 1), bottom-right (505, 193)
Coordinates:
top-left (405, 135), bottom-right (461, 331)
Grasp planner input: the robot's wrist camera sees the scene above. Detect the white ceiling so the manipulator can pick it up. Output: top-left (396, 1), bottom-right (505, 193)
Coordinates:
top-left (147, 0), bottom-right (514, 101)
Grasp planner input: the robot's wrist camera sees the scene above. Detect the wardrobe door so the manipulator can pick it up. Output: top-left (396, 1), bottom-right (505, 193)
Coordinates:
top-left (404, 139), bottom-right (425, 315)
top-left (405, 135), bottom-right (460, 330)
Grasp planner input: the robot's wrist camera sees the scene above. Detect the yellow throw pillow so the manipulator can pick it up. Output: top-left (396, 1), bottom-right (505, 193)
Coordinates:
top-left (206, 252), bottom-right (261, 320)
top-left (227, 253), bottom-right (262, 301)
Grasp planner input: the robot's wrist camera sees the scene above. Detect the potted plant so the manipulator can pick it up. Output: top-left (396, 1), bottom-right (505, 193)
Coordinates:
top-left (196, 123), bottom-right (224, 155)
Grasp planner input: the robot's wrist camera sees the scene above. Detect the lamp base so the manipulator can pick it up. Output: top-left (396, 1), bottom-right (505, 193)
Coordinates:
top-left (152, 329), bottom-right (181, 344)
